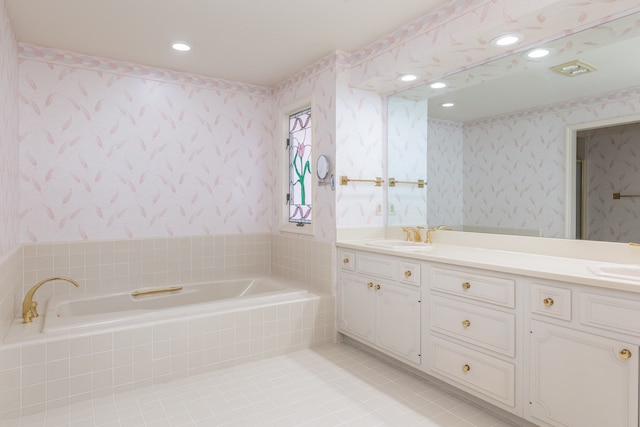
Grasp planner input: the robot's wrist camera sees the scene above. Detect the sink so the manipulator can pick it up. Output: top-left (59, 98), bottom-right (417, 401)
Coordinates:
top-left (365, 239), bottom-right (435, 251)
top-left (588, 263), bottom-right (640, 281)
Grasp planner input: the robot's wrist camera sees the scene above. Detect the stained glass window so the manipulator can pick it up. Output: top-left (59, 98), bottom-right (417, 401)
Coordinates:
top-left (288, 108), bottom-right (312, 225)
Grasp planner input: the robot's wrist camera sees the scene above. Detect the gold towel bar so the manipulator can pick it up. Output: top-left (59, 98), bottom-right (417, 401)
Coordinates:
top-left (339, 176), bottom-right (384, 187)
top-left (613, 193), bottom-right (640, 199)
top-left (131, 286), bottom-right (183, 297)
top-left (388, 178), bottom-right (426, 188)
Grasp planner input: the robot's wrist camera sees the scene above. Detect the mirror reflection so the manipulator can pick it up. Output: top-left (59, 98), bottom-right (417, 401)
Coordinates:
top-left (387, 11), bottom-right (640, 242)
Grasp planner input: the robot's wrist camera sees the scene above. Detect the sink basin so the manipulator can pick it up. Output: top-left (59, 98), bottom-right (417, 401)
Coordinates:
top-left (588, 263), bottom-right (640, 281)
top-left (365, 239), bottom-right (434, 251)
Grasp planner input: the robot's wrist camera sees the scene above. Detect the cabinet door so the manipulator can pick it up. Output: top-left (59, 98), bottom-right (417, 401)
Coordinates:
top-left (375, 281), bottom-right (421, 364)
top-left (338, 274), bottom-right (375, 342)
top-left (529, 320), bottom-right (639, 427)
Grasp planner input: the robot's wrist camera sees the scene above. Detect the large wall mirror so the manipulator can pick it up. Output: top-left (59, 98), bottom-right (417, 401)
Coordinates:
top-left (387, 11), bottom-right (640, 243)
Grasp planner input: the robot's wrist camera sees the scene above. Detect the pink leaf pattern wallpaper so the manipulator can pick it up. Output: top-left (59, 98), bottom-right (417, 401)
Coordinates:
top-left (18, 56), bottom-right (275, 243)
top-left (583, 122), bottom-right (640, 242)
top-left (2, 0), bottom-right (640, 250)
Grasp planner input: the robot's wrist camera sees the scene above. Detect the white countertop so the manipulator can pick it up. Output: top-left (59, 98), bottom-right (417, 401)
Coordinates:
top-left (337, 239), bottom-right (640, 293)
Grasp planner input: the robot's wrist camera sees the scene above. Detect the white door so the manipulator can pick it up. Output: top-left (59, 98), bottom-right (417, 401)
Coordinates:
top-left (529, 320), bottom-right (639, 427)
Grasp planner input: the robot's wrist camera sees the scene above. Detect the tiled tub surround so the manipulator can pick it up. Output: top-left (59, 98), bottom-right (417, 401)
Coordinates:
top-left (0, 232), bottom-right (335, 420)
top-left (0, 248), bottom-right (23, 346)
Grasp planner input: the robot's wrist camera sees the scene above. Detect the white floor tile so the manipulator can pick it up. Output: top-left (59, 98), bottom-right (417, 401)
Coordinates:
top-left (9, 343), bottom-right (518, 427)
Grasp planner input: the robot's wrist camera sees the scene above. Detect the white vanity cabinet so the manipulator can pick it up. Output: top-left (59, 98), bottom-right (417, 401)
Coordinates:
top-left (526, 281), bottom-right (640, 427)
top-left (337, 250), bottom-right (422, 364)
top-left (337, 242), bottom-right (640, 426)
top-left (427, 266), bottom-right (520, 413)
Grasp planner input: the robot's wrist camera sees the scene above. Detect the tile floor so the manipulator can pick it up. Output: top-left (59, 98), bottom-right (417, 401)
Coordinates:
top-left (4, 343), bottom-right (517, 427)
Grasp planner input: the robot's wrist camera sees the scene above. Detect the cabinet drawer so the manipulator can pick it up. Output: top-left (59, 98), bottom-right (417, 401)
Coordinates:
top-left (429, 336), bottom-right (515, 407)
top-left (398, 260), bottom-right (421, 286)
top-left (430, 296), bottom-right (515, 357)
top-left (339, 251), bottom-right (355, 271)
top-left (356, 253), bottom-right (396, 280)
top-left (580, 292), bottom-right (640, 337)
top-left (530, 283), bottom-right (571, 321)
top-left (431, 267), bottom-right (515, 308)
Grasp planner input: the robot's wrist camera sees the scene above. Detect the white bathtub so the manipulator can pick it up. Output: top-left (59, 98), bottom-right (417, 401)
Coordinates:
top-left (43, 277), bottom-right (308, 334)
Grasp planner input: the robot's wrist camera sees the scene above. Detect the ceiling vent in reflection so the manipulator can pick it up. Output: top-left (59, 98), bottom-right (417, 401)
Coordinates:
top-left (550, 60), bottom-right (597, 77)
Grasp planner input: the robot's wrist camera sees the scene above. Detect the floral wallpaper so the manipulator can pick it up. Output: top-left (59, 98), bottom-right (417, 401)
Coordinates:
top-left (462, 86), bottom-right (640, 238)
top-left (272, 52), bottom-right (341, 242)
top-left (427, 118), bottom-right (463, 228)
top-left (582, 122), bottom-right (640, 242)
top-left (9, 0), bottom-right (640, 247)
top-left (19, 53), bottom-right (275, 243)
top-left (387, 97), bottom-right (428, 226)
top-left (0, 0), bottom-right (19, 259)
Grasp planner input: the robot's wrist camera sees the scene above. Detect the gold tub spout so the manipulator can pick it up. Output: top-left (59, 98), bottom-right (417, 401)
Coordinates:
top-left (22, 276), bottom-right (80, 323)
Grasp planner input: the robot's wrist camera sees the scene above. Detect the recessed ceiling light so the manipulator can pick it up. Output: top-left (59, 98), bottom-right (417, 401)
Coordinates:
top-left (442, 102), bottom-right (454, 108)
top-left (490, 33), bottom-right (523, 47)
top-left (525, 48), bottom-right (552, 59)
top-left (171, 42), bottom-right (191, 52)
top-left (430, 82), bottom-right (447, 89)
top-left (398, 73), bottom-right (419, 82)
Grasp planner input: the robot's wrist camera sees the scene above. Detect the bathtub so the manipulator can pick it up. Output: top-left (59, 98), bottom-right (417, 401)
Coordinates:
top-left (1, 275), bottom-right (333, 420)
top-left (42, 277), bottom-right (308, 334)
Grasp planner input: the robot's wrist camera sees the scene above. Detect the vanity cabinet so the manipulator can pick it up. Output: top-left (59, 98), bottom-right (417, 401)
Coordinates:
top-left (427, 266), bottom-right (519, 412)
top-left (526, 281), bottom-right (640, 427)
top-left (337, 243), bottom-right (640, 426)
top-left (337, 250), bottom-right (421, 364)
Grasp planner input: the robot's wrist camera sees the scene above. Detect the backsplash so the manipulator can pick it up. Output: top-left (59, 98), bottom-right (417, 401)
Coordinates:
top-left (19, 232), bottom-right (334, 302)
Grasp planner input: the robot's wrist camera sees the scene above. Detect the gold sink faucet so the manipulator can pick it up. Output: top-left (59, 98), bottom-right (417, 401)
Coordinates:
top-left (22, 276), bottom-right (80, 323)
top-left (425, 225), bottom-right (452, 244)
top-left (402, 227), bottom-right (423, 242)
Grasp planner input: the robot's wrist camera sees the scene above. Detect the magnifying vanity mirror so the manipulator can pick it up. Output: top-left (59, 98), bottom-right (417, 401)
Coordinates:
top-left (387, 11), bottom-right (640, 243)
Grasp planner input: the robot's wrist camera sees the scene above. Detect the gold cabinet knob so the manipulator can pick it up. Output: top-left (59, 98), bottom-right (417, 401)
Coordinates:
top-left (375, 284), bottom-right (381, 291)
top-left (343, 258), bottom-right (350, 264)
top-left (543, 297), bottom-right (554, 307)
top-left (461, 364), bottom-right (471, 373)
top-left (462, 320), bottom-right (471, 328)
top-left (404, 270), bottom-right (412, 278)
top-left (462, 282), bottom-right (471, 290)
top-left (620, 349), bottom-right (632, 359)
top-left (367, 282), bottom-right (374, 289)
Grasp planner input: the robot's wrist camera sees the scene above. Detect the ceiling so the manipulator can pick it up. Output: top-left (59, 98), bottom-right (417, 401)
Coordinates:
top-left (394, 11), bottom-right (640, 122)
top-left (6, 0), bottom-right (450, 87)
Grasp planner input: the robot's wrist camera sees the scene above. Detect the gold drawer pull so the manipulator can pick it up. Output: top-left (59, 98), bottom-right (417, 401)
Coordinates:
top-left (462, 282), bottom-right (471, 290)
top-left (375, 284), bottom-right (381, 291)
top-left (367, 282), bottom-right (374, 289)
top-left (543, 297), bottom-right (554, 307)
top-left (404, 270), bottom-right (412, 278)
top-left (343, 258), bottom-right (350, 264)
top-left (461, 364), bottom-right (471, 373)
top-left (620, 349), bottom-right (632, 359)
top-left (462, 320), bottom-right (471, 328)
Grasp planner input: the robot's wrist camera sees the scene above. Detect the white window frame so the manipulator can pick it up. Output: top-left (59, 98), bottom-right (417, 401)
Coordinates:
top-left (280, 96), bottom-right (316, 236)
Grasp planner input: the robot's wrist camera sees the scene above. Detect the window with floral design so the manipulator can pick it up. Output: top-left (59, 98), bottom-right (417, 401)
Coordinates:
top-left (288, 107), bottom-right (312, 225)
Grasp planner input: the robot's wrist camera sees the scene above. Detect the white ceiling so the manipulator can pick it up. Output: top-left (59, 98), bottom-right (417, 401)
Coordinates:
top-left (6, 0), bottom-right (450, 87)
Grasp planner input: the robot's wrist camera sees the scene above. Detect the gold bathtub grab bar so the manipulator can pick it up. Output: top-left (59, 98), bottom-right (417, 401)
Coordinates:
top-left (131, 286), bottom-right (183, 297)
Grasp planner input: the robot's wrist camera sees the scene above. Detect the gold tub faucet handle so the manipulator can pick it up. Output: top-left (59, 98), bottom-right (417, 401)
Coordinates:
top-left (22, 277), bottom-right (80, 324)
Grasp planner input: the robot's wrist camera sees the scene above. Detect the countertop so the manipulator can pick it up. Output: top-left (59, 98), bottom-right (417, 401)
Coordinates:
top-left (337, 239), bottom-right (640, 294)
